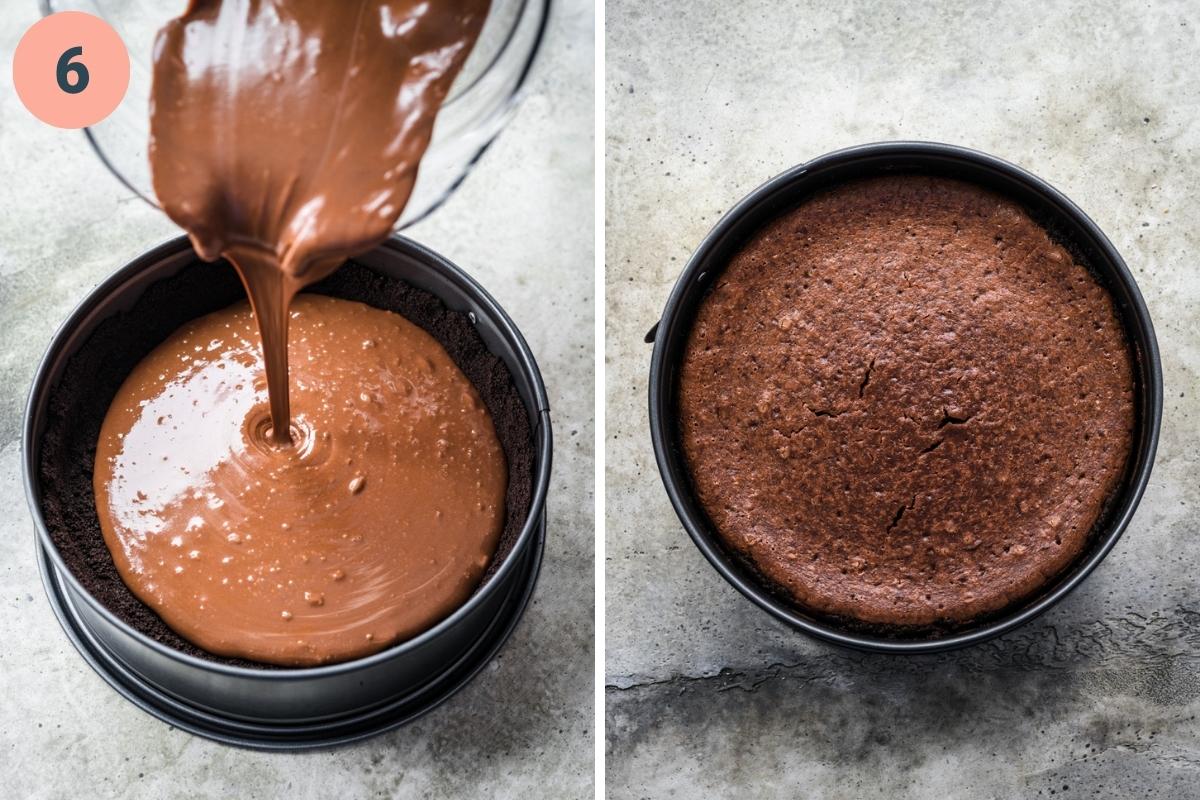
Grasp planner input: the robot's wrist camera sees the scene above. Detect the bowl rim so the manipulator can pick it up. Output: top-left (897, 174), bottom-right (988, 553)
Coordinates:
top-left (23, 234), bottom-right (553, 678)
top-left (39, 0), bottom-right (553, 222)
top-left (447, 0), bottom-right (552, 109)
top-left (38, 0), bottom-right (552, 111)
top-left (648, 140), bottom-right (1163, 654)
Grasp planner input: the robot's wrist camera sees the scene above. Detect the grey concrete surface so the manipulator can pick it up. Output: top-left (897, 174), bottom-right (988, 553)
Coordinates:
top-left (0, 1), bottom-right (593, 798)
top-left (606, 1), bottom-right (1200, 797)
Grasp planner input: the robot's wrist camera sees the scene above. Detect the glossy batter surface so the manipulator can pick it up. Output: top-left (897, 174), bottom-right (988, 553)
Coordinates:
top-left (94, 295), bottom-right (507, 666)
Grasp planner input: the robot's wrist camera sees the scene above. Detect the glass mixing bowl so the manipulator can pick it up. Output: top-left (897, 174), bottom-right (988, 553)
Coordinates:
top-left (40, 0), bottom-right (550, 228)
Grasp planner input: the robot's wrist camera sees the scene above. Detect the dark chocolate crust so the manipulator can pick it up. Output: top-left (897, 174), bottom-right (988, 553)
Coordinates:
top-left (37, 258), bottom-right (533, 669)
top-left (679, 175), bottom-right (1135, 627)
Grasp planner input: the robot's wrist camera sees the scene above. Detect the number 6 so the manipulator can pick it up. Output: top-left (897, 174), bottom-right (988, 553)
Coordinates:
top-left (57, 45), bottom-right (89, 95)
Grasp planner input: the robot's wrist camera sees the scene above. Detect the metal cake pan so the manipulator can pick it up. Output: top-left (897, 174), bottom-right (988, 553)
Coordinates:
top-left (24, 235), bottom-right (552, 748)
top-left (648, 141), bottom-right (1162, 654)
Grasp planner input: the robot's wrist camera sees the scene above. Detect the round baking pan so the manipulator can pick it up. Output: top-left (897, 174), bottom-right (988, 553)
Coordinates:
top-left (648, 141), bottom-right (1162, 654)
top-left (35, 516), bottom-right (544, 749)
top-left (24, 235), bottom-right (552, 747)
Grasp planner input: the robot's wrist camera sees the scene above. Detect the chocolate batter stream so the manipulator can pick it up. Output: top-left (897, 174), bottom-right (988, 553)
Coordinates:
top-left (92, 0), bottom-right (503, 666)
top-left (148, 0), bottom-right (490, 441)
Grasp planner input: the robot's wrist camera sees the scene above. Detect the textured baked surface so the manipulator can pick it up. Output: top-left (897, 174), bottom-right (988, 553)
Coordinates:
top-left (37, 259), bottom-right (533, 668)
top-left (679, 175), bottom-right (1135, 627)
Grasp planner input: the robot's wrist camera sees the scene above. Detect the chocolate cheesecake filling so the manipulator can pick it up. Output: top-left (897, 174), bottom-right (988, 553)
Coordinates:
top-left (40, 260), bottom-right (534, 669)
top-left (93, 294), bottom-right (507, 666)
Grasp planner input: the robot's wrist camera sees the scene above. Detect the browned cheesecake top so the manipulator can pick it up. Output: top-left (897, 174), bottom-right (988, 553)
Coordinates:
top-left (679, 175), bottom-right (1135, 627)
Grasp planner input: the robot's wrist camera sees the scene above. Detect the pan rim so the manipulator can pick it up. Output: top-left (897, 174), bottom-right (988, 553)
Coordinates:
top-left (23, 234), bottom-right (554, 677)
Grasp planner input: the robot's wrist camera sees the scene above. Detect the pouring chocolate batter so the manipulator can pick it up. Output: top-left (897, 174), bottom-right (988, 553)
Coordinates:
top-left (148, 0), bottom-right (490, 440)
top-left (93, 0), bottom-right (503, 666)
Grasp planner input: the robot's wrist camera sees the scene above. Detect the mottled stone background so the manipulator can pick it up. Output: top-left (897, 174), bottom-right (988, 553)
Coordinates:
top-left (0, 1), bottom-right (594, 797)
top-left (606, 1), bottom-right (1200, 796)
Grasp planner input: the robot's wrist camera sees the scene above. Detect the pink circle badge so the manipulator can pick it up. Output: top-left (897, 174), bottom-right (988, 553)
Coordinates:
top-left (13, 12), bottom-right (130, 129)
